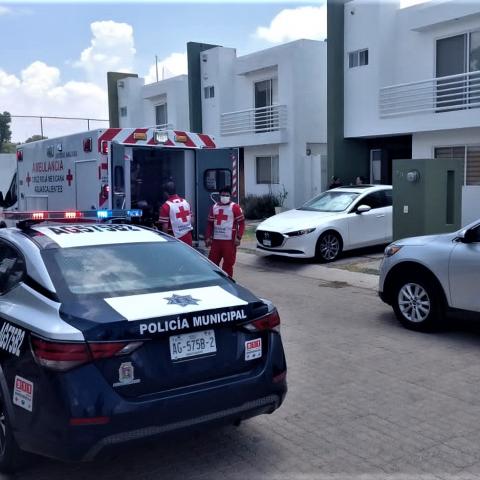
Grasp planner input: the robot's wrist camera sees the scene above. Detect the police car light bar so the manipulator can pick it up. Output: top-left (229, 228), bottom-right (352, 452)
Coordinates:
top-left (0, 209), bottom-right (143, 222)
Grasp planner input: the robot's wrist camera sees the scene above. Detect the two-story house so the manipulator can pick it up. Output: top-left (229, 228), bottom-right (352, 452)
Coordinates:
top-left (108, 40), bottom-right (327, 209)
top-left (328, 0), bottom-right (480, 224)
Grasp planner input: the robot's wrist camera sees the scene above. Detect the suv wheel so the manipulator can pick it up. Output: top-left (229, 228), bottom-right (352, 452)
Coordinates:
top-left (392, 275), bottom-right (444, 332)
top-left (316, 232), bottom-right (342, 263)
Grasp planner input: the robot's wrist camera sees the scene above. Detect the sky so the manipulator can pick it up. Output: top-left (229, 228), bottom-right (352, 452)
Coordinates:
top-left (0, 0), bottom-right (429, 141)
top-left (0, 0), bottom-right (330, 141)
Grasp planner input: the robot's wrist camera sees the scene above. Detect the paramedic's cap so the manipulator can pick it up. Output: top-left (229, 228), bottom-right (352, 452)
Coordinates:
top-left (219, 185), bottom-right (232, 195)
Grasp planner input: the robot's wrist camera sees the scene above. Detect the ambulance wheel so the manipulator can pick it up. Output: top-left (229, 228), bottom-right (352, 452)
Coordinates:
top-left (315, 231), bottom-right (342, 263)
top-left (0, 394), bottom-right (25, 473)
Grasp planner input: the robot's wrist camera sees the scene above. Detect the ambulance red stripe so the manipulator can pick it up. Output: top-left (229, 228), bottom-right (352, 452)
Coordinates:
top-left (198, 134), bottom-right (216, 149)
top-left (97, 129), bottom-right (122, 153)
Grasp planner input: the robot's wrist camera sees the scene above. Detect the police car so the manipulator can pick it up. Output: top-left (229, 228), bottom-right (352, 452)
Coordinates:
top-left (0, 210), bottom-right (287, 471)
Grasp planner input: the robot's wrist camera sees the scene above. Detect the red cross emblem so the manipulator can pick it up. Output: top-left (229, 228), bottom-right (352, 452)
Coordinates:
top-left (66, 169), bottom-right (73, 186)
top-left (216, 209), bottom-right (228, 225)
top-left (26, 172), bottom-right (31, 187)
top-left (175, 205), bottom-right (190, 223)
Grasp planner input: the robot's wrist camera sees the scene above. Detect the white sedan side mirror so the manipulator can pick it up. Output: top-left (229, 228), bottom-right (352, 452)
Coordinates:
top-left (356, 205), bottom-right (371, 214)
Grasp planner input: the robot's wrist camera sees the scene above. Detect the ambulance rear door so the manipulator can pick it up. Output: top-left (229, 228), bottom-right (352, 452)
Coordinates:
top-left (195, 148), bottom-right (238, 239)
top-left (110, 142), bottom-right (127, 209)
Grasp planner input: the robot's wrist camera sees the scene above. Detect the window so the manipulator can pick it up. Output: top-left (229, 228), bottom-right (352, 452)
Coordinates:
top-left (204, 86), bottom-right (215, 99)
top-left (0, 242), bottom-right (25, 295)
top-left (434, 146), bottom-right (480, 186)
top-left (155, 103), bottom-right (168, 127)
top-left (42, 242), bottom-right (227, 299)
top-left (300, 191), bottom-right (359, 212)
top-left (357, 190), bottom-right (390, 210)
top-left (254, 79), bottom-right (278, 132)
top-left (436, 32), bottom-right (480, 110)
top-left (120, 107), bottom-right (127, 117)
top-left (348, 49), bottom-right (368, 68)
top-left (256, 156), bottom-right (279, 184)
top-left (204, 169), bottom-right (232, 192)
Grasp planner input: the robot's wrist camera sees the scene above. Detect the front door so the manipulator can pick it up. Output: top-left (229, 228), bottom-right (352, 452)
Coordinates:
top-left (196, 148), bottom-right (237, 240)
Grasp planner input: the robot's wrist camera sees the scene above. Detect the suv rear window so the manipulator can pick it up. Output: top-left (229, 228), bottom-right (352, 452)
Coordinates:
top-left (42, 242), bottom-right (225, 298)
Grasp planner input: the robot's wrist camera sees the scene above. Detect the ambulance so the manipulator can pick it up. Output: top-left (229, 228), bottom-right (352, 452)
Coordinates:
top-left (0, 128), bottom-right (239, 238)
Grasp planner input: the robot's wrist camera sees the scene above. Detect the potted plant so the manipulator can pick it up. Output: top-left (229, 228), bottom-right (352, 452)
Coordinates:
top-left (274, 185), bottom-right (288, 215)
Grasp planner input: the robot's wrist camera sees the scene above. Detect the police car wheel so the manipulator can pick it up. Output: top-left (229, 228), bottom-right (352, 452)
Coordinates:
top-left (0, 396), bottom-right (24, 473)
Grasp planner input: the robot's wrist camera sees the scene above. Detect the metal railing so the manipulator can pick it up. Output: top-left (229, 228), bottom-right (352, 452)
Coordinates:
top-left (10, 115), bottom-right (109, 137)
top-left (220, 105), bottom-right (287, 136)
top-left (379, 70), bottom-right (480, 117)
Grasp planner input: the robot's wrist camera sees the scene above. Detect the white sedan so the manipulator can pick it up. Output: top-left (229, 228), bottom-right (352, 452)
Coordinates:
top-left (256, 185), bottom-right (393, 262)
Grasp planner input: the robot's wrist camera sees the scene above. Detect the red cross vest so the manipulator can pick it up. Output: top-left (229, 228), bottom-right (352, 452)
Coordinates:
top-left (212, 203), bottom-right (235, 240)
top-left (167, 198), bottom-right (193, 238)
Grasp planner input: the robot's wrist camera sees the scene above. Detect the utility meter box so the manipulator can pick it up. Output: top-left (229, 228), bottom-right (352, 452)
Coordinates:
top-left (392, 158), bottom-right (464, 241)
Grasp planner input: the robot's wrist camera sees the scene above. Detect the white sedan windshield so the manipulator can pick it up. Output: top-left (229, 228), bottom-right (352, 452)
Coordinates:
top-left (300, 191), bottom-right (359, 212)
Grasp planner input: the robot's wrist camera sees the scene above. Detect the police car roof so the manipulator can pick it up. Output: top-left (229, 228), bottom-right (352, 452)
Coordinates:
top-left (2, 223), bottom-right (171, 250)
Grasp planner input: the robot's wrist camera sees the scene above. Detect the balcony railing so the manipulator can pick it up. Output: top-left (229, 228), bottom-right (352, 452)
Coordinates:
top-left (220, 105), bottom-right (287, 136)
top-left (379, 70), bottom-right (480, 118)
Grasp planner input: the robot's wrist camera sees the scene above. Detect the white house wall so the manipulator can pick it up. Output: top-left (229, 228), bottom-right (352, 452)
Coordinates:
top-left (201, 40), bottom-right (327, 208)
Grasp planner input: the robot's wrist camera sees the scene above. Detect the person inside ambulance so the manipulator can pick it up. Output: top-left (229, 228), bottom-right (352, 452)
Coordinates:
top-left (205, 185), bottom-right (245, 278)
top-left (158, 181), bottom-right (194, 246)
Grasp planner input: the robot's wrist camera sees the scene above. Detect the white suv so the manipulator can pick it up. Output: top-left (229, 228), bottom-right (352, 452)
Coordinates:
top-left (379, 220), bottom-right (480, 331)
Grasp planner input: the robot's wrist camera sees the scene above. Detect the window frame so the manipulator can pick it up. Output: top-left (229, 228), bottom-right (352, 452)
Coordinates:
top-left (155, 103), bottom-right (168, 127)
top-left (255, 155), bottom-right (279, 185)
top-left (203, 169), bottom-right (232, 192)
top-left (204, 86), bottom-right (215, 99)
top-left (348, 48), bottom-right (369, 69)
top-left (433, 144), bottom-right (480, 186)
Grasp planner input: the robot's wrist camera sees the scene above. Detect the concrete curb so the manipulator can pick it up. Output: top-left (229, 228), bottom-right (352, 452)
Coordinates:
top-left (236, 249), bottom-right (379, 292)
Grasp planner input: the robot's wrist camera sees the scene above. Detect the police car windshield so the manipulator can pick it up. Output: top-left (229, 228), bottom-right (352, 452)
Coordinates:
top-left (299, 191), bottom-right (359, 212)
top-left (42, 242), bottom-right (225, 298)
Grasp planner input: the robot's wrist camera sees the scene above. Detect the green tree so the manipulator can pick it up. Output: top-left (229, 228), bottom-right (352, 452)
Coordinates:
top-left (25, 134), bottom-right (47, 143)
top-left (0, 111), bottom-right (12, 153)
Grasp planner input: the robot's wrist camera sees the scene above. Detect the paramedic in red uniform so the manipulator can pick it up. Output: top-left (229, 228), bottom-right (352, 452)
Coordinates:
top-left (158, 181), bottom-right (193, 246)
top-left (205, 185), bottom-right (245, 278)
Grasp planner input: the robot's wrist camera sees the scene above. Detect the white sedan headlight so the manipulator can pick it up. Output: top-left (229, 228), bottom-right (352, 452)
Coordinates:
top-left (285, 228), bottom-right (316, 237)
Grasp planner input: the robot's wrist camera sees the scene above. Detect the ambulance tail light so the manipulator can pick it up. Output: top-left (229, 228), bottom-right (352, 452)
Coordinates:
top-left (16, 149), bottom-right (23, 161)
top-left (243, 309), bottom-right (281, 333)
top-left (100, 140), bottom-right (109, 155)
top-left (101, 184), bottom-right (110, 199)
top-left (31, 338), bottom-right (144, 371)
top-left (83, 137), bottom-right (92, 152)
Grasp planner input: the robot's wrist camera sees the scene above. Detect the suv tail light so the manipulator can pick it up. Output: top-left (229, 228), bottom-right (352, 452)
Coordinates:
top-left (31, 338), bottom-right (142, 372)
top-left (243, 309), bottom-right (280, 333)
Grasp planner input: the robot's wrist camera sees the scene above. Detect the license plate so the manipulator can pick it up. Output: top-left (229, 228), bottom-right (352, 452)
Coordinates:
top-left (263, 239), bottom-right (271, 246)
top-left (169, 330), bottom-right (216, 360)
